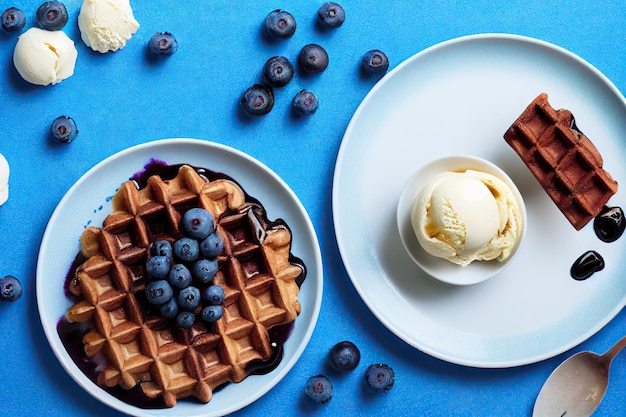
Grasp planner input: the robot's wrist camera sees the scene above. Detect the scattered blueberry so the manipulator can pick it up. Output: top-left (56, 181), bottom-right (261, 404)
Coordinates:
top-left (201, 305), bottom-right (223, 322)
top-left (292, 89), bottom-right (319, 116)
top-left (181, 208), bottom-right (215, 240)
top-left (36, 1), bottom-right (68, 31)
top-left (240, 84), bottom-right (274, 116)
top-left (1, 7), bottom-right (26, 32)
top-left (176, 311), bottom-right (196, 328)
top-left (148, 31), bottom-right (178, 56)
top-left (145, 280), bottom-right (174, 305)
top-left (0, 275), bottom-right (22, 302)
top-left (192, 258), bottom-right (218, 284)
top-left (298, 44), bottom-right (329, 74)
top-left (200, 232), bottom-right (224, 258)
top-left (329, 341), bottom-right (360, 371)
top-left (203, 285), bottom-right (224, 305)
top-left (263, 56), bottom-right (294, 87)
top-left (361, 49), bottom-right (389, 75)
top-left (167, 263), bottom-right (193, 289)
top-left (594, 206), bottom-right (625, 243)
top-left (146, 255), bottom-right (171, 279)
top-left (150, 240), bottom-right (173, 261)
top-left (159, 297), bottom-right (179, 319)
top-left (265, 9), bottom-right (296, 39)
top-left (304, 375), bottom-right (332, 404)
top-left (177, 286), bottom-right (201, 311)
top-left (317, 2), bottom-right (345, 28)
top-left (364, 364), bottom-right (395, 392)
top-left (173, 237), bottom-right (200, 262)
top-left (50, 116), bottom-right (78, 144)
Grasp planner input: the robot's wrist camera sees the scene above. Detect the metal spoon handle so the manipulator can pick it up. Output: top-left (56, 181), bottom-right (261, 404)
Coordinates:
top-left (600, 334), bottom-right (626, 365)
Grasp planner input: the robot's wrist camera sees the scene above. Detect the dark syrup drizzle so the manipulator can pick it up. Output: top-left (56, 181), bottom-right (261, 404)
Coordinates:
top-left (57, 160), bottom-right (306, 408)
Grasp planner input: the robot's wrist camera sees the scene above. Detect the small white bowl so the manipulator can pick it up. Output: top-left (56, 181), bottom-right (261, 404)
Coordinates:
top-left (397, 155), bottom-right (527, 285)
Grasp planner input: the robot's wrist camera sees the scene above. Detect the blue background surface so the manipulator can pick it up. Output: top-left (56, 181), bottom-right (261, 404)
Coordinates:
top-left (0, 1), bottom-right (624, 416)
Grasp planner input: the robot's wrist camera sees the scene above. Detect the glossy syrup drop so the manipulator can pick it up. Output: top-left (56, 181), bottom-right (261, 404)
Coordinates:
top-left (570, 250), bottom-right (604, 281)
top-left (593, 206), bottom-right (625, 243)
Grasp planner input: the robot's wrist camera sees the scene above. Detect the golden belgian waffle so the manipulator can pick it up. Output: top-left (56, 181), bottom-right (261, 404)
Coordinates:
top-left (65, 164), bottom-right (304, 407)
top-left (503, 93), bottom-right (618, 230)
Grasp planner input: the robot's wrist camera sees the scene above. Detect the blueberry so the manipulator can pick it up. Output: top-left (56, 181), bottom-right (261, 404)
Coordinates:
top-left (150, 240), bottom-right (173, 261)
top-left (1, 7), bottom-right (26, 32)
top-left (36, 1), bottom-right (68, 31)
top-left (146, 255), bottom-right (171, 279)
top-left (298, 44), bottom-right (329, 74)
top-left (175, 311), bottom-right (196, 328)
top-left (0, 275), bottom-right (22, 302)
top-left (304, 375), bottom-right (332, 404)
top-left (192, 258), bottom-right (218, 284)
top-left (240, 84), bottom-right (274, 116)
top-left (317, 3), bottom-right (345, 28)
top-left (200, 305), bottom-right (223, 322)
top-left (361, 50), bottom-right (389, 75)
top-left (50, 116), bottom-right (78, 144)
top-left (364, 364), bottom-right (395, 392)
top-left (292, 89), bottom-right (319, 116)
top-left (145, 280), bottom-right (174, 305)
top-left (181, 208), bottom-right (215, 240)
top-left (173, 237), bottom-right (199, 262)
top-left (177, 286), bottom-right (201, 311)
top-left (594, 206), bottom-right (625, 243)
top-left (159, 297), bottom-right (179, 319)
top-left (263, 56), bottom-right (294, 87)
top-left (203, 285), bottom-right (224, 305)
top-left (148, 31), bottom-right (178, 56)
top-left (329, 341), bottom-right (360, 371)
top-left (265, 9), bottom-right (296, 39)
top-left (200, 232), bottom-right (223, 258)
top-left (167, 263), bottom-right (192, 289)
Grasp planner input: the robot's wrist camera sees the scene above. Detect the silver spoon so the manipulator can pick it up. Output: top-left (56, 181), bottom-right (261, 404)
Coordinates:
top-left (532, 334), bottom-right (626, 417)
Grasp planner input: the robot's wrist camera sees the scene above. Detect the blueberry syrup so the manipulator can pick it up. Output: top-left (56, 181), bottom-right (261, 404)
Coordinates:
top-left (57, 161), bottom-right (306, 408)
top-left (593, 205), bottom-right (625, 243)
top-left (570, 250), bottom-right (604, 281)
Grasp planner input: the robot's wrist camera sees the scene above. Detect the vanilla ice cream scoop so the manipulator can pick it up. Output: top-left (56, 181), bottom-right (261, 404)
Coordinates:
top-left (78, 0), bottom-right (140, 53)
top-left (13, 27), bottom-right (77, 86)
top-left (411, 169), bottom-right (522, 266)
top-left (0, 153), bottom-right (9, 206)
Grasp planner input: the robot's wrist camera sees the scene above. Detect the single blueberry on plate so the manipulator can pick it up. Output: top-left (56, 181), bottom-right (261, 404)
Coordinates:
top-left (192, 258), bottom-right (218, 284)
top-left (36, 1), bottom-right (68, 31)
top-left (168, 263), bottom-right (193, 290)
top-left (176, 311), bottom-right (196, 328)
top-left (298, 44), bottom-right (329, 74)
top-left (361, 49), bottom-right (389, 75)
top-left (145, 280), bottom-right (174, 305)
top-left (1, 7), bottom-right (26, 32)
top-left (292, 89), bottom-right (319, 116)
top-left (50, 116), bottom-right (78, 144)
top-left (317, 2), bottom-right (345, 28)
top-left (181, 208), bottom-right (214, 240)
top-left (240, 84), bottom-right (274, 116)
top-left (146, 255), bottom-right (171, 279)
top-left (263, 56), bottom-right (294, 87)
top-left (201, 305), bottom-right (223, 322)
top-left (174, 237), bottom-right (200, 262)
top-left (329, 341), bottom-right (360, 371)
top-left (364, 364), bottom-right (395, 392)
top-left (0, 275), bottom-right (22, 302)
top-left (150, 240), bottom-right (173, 261)
top-left (304, 375), bottom-right (332, 404)
top-left (148, 31), bottom-right (178, 55)
top-left (203, 285), bottom-right (224, 305)
top-left (177, 286), bottom-right (201, 311)
top-left (159, 297), bottom-right (179, 319)
top-left (265, 9), bottom-right (296, 39)
top-left (200, 232), bottom-right (223, 258)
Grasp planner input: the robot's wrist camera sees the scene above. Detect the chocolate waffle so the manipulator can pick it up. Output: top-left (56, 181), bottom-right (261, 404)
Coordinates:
top-left (503, 93), bottom-right (618, 230)
top-left (65, 164), bottom-right (304, 407)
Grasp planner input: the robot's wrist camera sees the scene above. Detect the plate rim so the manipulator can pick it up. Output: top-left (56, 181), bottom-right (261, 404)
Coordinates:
top-left (332, 33), bottom-right (626, 367)
top-left (36, 138), bottom-right (323, 416)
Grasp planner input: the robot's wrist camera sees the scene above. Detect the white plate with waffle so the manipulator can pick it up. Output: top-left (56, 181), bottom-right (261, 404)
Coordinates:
top-left (333, 34), bottom-right (626, 367)
top-left (37, 138), bottom-right (323, 417)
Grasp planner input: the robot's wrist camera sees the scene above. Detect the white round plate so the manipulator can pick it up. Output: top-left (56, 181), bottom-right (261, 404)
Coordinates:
top-left (333, 34), bottom-right (626, 367)
top-left (37, 138), bottom-right (323, 416)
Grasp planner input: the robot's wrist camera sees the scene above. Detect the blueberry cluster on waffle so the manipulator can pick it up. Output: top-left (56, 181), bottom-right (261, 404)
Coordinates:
top-left (504, 93), bottom-right (618, 230)
top-left (65, 164), bottom-right (304, 407)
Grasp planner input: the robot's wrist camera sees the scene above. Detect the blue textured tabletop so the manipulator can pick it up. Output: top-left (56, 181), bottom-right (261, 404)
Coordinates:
top-left (0, 1), bottom-right (625, 416)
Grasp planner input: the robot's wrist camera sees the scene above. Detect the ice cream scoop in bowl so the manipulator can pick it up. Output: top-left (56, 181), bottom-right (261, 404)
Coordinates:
top-left (397, 155), bottom-right (527, 285)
